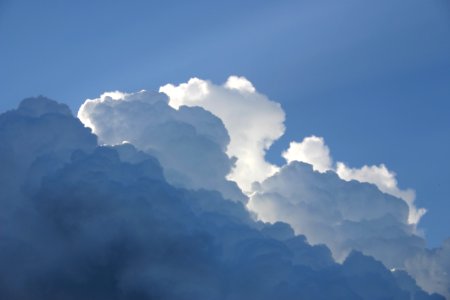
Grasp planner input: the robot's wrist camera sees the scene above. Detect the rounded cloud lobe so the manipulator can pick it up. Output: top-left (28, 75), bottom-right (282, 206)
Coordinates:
top-left (336, 162), bottom-right (425, 225)
top-left (78, 89), bottom-right (245, 202)
top-left (248, 162), bottom-right (448, 295)
top-left (282, 135), bottom-right (426, 225)
top-left (248, 162), bottom-right (413, 260)
top-left (1, 75), bottom-right (448, 299)
top-left (282, 136), bottom-right (333, 172)
top-left (160, 76), bottom-right (285, 193)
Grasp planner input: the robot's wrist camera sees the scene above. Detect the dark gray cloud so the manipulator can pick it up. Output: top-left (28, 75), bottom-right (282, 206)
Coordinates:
top-left (0, 96), bottom-right (96, 212)
top-left (0, 97), bottom-right (443, 299)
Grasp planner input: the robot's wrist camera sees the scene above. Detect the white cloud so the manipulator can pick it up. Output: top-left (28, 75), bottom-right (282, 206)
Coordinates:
top-left (78, 89), bottom-right (245, 202)
top-left (281, 135), bottom-right (425, 225)
top-left (160, 76), bottom-right (285, 193)
top-left (160, 76), bottom-right (423, 226)
top-left (282, 136), bottom-right (332, 172)
top-left (224, 75), bottom-right (256, 93)
top-left (336, 162), bottom-right (426, 225)
top-left (248, 161), bottom-right (449, 298)
top-left (74, 77), bottom-right (443, 297)
top-left (77, 90), bottom-right (132, 133)
top-left (248, 162), bottom-right (413, 262)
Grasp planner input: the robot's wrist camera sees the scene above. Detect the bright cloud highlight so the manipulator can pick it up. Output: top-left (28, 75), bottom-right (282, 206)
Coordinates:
top-left (78, 89), bottom-right (245, 202)
top-left (336, 162), bottom-right (425, 225)
top-left (160, 76), bottom-right (285, 193)
top-left (282, 136), bottom-right (332, 173)
top-left (282, 135), bottom-right (425, 225)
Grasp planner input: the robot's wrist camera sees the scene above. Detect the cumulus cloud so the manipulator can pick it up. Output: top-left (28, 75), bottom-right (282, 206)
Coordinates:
top-left (78, 89), bottom-right (245, 202)
top-left (74, 76), bottom-right (447, 297)
top-left (248, 162), bottom-right (415, 261)
top-left (282, 136), bottom-right (332, 172)
top-left (282, 135), bottom-right (425, 225)
top-left (0, 96), bottom-right (96, 209)
top-left (248, 161), bottom-right (448, 297)
top-left (160, 76), bottom-right (285, 192)
top-left (0, 97), bottom-right (443, 299)
top-left (336, 162), bottom-right (425, 225)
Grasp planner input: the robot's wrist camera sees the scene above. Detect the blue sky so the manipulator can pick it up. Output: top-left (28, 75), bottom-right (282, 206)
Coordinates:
top-left (1, 0), bottom-right (449, 247)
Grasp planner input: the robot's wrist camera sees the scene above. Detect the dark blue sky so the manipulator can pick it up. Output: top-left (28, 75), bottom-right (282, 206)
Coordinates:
top-left (1, 0), bottom-right (449, 247)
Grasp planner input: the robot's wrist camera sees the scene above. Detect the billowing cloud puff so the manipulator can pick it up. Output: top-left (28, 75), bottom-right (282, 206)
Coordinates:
top-left (0, 96), bottom-right (97, 210)
top-left (0, 97), bottom-right (443, 299)
top-left (336, 163), bottom-right (425, 225)
top-left (77, 90), bottom-right (245, 202)
top-left (248, 161), bottom-right (449, 297)
top-left (248, 162), bottom-right (416, 262)
top-left (282, 135), bottom-right (425, 225)
top-left (282, 136), bottom-right (332, 173)
top-left (160, 76), bottom-right (285, 193)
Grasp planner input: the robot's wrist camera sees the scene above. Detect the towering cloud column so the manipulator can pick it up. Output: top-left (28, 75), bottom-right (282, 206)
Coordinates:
top-left (160, 76), bottom-right (285, 193)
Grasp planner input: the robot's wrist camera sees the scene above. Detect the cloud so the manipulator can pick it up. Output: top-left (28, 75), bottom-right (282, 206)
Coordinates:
top-left (282, 135), bottom-right (425, 225)
top-left (77, 89), bottom-right (245, 202)
top-left (405, 239), bottom-right (450, 298)
top-left (0, 97), bottom-right (443, 299)
top-left (270, 134), bottom-right (445, 296)
top-left (0, 96), bottom-right (96, 209)
top-left (248, 161), bottom-right (449, 297)
top-left (160, 76), bottom-right (285, 193)
top-left (282, 136), bottom-right (332, 172)
top-left (76, 76), bottom-right (446, 297)
top-left (248, 162), bottom-right (414, 261)
top-left (1, 71), bottom-right (446, 299)
top-left (336, 162), bottom-right (425, 225)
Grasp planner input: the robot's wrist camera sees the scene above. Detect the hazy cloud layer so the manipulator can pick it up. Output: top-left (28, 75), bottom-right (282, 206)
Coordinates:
top-left (0, 97), bottom-right (443, 299)
top-left (405, 239), bottom-right (450, 299)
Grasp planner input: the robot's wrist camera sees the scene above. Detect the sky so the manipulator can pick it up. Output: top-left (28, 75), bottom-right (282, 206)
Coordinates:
top-left (1, 1), bottom-right (450, 298)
